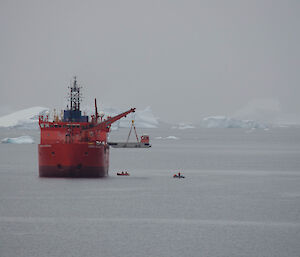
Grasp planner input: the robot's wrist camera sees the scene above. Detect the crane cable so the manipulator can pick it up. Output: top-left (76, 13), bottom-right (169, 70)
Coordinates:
top-left (126, 119), bottom-right (139, 144)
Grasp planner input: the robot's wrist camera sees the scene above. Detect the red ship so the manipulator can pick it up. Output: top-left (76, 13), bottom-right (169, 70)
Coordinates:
top-left (38, 77), bottom-right (135, 177)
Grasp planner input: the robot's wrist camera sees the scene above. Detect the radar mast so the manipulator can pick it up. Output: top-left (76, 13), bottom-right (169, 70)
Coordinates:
top-left (68, 76), bottom-right (82, 111)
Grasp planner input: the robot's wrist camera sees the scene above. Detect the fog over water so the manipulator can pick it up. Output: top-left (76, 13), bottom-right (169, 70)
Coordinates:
top-left (0, 0), bottom-right (300, 123)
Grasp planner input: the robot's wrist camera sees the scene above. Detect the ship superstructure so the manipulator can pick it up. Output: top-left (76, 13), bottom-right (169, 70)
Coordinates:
top-left (38, 77), bottom-right (135, 177)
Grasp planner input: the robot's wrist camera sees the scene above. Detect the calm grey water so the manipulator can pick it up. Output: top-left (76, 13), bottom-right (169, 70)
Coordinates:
top-left (0, 127), bottom-right (300, 257)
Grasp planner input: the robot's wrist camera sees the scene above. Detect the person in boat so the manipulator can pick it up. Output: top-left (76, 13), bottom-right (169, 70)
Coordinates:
top-left (173, 172), bottom-right (184, 178)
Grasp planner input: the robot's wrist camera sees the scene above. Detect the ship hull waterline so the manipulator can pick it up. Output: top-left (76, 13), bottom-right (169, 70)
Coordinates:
top-left (38, 143), bottom-right (109, 178)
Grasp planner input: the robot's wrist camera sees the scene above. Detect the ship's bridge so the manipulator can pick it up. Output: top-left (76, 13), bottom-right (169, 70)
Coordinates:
top-left (63, 110), bottom-right (89, 122)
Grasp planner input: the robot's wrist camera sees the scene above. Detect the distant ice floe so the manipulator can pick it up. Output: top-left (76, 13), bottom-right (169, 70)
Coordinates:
top-left (172, 123), bottom-right (195, 130)
top-left (166, 136), bottom-right (179, 140)
top-left (201, 116), bottom-right (266, 129)
top-left (155, 136), bottom-right (179, 140)
top-left (0, 107), bottom-right (49, 129)
top-left (1, 136), bottom-right (34, 144)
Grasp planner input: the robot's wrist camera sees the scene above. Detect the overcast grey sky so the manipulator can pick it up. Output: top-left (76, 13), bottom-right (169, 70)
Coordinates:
top-left (0, 0), bottom-right (299, 123)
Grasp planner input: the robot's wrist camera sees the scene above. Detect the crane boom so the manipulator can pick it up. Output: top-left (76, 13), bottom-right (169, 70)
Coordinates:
top-left (95, 108), bottom-right (136, 130)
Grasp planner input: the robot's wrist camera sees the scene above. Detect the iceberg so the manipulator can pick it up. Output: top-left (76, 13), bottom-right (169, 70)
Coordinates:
top-left (233, 98), bottom-right (281, 123)
top-left (0, 107), bottom-right (49, 129)
top-left (1, 136), bottom-right (34, 144)
top-left (233, 98), bottom-right (300, 126)
top-left (165, 136), bottom-right (179, 140)
top-left (201, 116), bottom-right (266, 129)
top-left (172, 123), bottom-right (195, 130)
top-left (155, 136), bottom-right (179, 140)
top-left (118, 106), bottom-right (159, 128)
top-left (0, 106), bottom-right (158, 129)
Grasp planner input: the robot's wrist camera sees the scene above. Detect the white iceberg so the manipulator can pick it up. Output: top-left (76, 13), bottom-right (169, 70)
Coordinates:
top-left (1, 136), bottom-right (34, 144)
top-left (119, 106), bottom-right (159, 128)
top-left (233, 98), bottom-right (300, 126)
top-left (233, 98), bottom-right (281, 123)
top-left (165, 136), bottom-right (179, 140)
top-left (0, 105), bottom-right (158, 129)
top-left (155, 136), bottom-right (179, 140)
top-left (201, 116), bottom-right (266, 129)
top-left (172, 123), bottom-right (195, 130)
top-left (0, 106), bottom-right (49, 129)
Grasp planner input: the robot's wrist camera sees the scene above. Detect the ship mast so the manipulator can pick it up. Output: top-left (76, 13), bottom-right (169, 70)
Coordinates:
top-left (68, 76), bottom-right (82, 111)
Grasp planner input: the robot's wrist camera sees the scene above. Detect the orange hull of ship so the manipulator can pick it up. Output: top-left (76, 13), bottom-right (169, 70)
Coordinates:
top-left (38, 143), bottom-right (109, 177)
